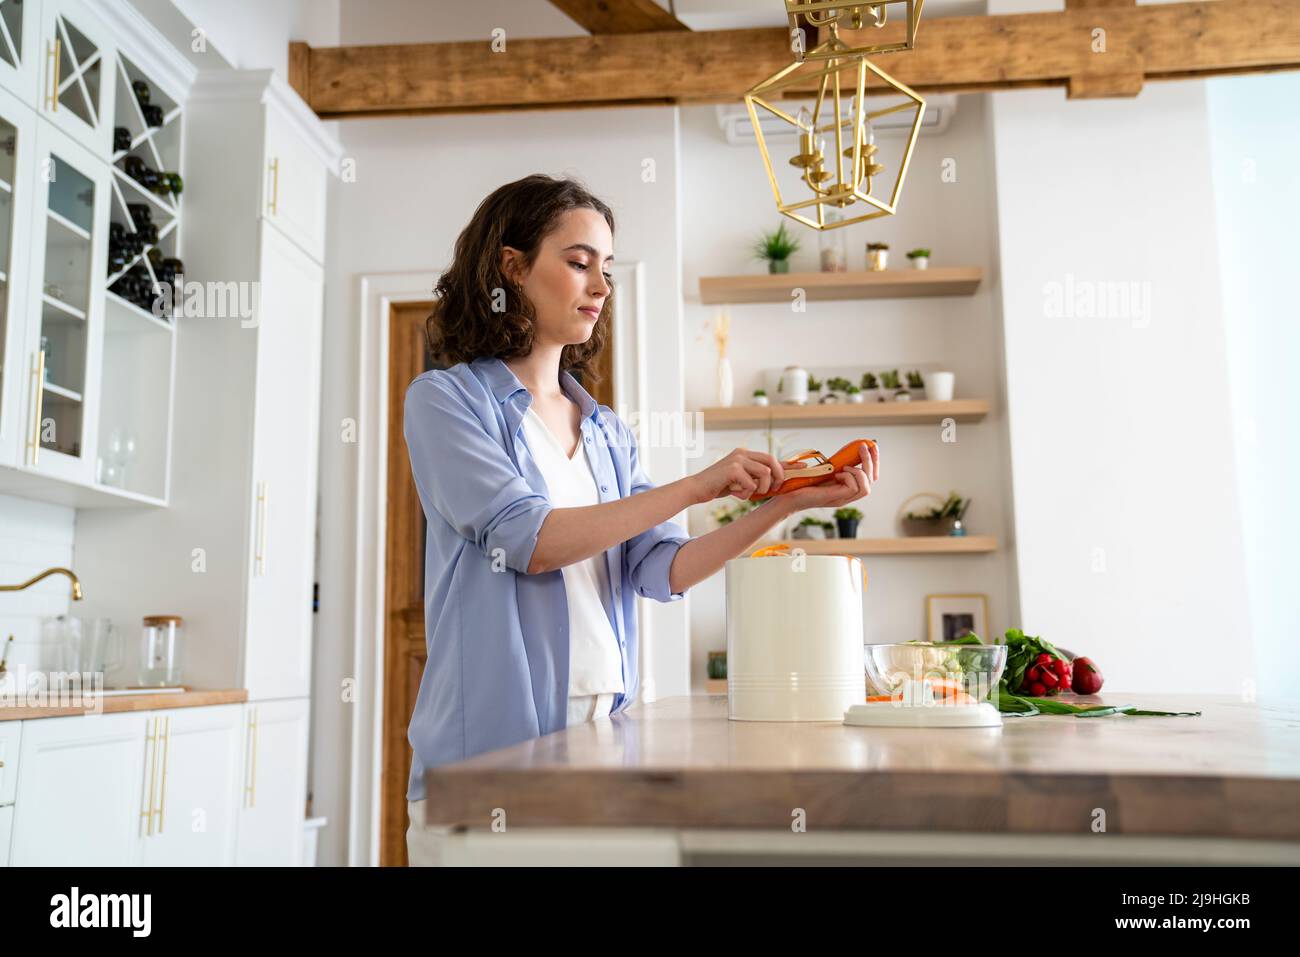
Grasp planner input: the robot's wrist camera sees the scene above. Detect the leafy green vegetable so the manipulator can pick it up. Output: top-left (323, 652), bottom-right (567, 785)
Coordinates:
top-left (992, 690), bottom-right (1201, 718)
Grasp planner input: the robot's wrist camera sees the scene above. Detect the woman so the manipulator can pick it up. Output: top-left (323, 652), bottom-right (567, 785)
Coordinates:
top-left (403, 174), bottom-right (879, 864)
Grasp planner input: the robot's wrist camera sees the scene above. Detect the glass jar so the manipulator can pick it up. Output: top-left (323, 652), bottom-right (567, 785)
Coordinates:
top-left (139, 615), bottom-right (185, 687)
top-left (818, 208), bottom-right (847, 272)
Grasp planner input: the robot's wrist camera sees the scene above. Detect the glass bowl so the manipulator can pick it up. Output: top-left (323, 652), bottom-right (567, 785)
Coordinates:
top-left (864, 642), bottom-right (1008, 700)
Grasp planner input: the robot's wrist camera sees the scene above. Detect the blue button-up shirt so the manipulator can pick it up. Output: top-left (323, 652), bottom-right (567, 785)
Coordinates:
top-left (403, 355), bottom-right (692, 801)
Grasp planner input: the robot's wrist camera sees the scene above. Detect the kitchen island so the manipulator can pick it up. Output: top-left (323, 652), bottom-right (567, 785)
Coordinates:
top-left (418, 693), bottom-right (1300, 866)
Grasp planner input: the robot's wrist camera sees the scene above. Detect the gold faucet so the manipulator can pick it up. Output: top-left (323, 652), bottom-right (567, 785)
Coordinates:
top-left (0, 567), bottom-right (83, 600)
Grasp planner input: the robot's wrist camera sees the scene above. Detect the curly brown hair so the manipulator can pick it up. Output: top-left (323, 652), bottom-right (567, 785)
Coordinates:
top-left (426, 174), bottom-right (615, 385)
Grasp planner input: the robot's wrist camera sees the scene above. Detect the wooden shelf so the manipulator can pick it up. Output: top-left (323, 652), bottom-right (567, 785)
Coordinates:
top-left (699, 267), bottom-right (983, 304)
top-left (756, 536), bottom-right (998, 556)
top-left (701, 399), bottom-right (989, 430)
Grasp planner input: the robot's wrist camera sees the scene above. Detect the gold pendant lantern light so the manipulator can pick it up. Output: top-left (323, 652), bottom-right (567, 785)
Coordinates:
top-left (745, 1), bottom-right (928, 231)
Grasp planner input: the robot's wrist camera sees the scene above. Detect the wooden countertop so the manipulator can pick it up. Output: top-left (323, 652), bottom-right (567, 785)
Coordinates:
top-left (0, 687), bottom-right (248, 721)
top-left (422, 693), bottom-right (1300, 841)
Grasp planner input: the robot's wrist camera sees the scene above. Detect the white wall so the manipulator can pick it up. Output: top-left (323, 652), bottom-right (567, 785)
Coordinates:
top-left (678, 94), bottom-right (1018, 682)
top-left (167, 0), bottom-right (340, 74)
top-left (1206, 72), bottom-right (1300, 704)
top-left (987, 78), bottom-right (1254, 695)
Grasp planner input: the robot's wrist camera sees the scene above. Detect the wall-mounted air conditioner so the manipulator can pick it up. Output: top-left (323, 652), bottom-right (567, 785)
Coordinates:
top-left (716, 93), bottom-right (958, 145)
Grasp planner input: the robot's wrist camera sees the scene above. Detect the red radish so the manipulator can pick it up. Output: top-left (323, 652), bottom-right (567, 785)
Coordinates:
top-left (1029, 682), bottom-right (1046, 697)
top-left (1041, 671), bottom-right (1059, 689)
top-left (1071, 657), bottom-right (1103, 695)
top-left (1036, 653), bottom-right (1052, 666)
top-left (1052, 659), bottom-right (1070, 677)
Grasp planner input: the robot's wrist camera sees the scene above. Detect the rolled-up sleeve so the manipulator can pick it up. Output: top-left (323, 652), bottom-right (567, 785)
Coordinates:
top-left (617, 416), bottom-right (692, 603)
top-left (404, 375), bottom-right (552, 575)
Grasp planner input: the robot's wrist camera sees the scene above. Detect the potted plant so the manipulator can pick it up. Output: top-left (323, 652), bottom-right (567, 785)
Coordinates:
top-left (866, 242), bottom-right (889, 271)
top-left (906, 370), bottom-right (926, 400)
top-left (754, 222), bottom-right (801, 274)
top-left (807, 374), bottom-right (824, 402)
top-left (752, 388), bottom-right (770, 407)
top-left (791, 515), bottom-right (828, 540)
top-left (906, 247), bottom-right (931, 270)
top-left (834, 506), bottom-right (863, 538)
top-left (881, 368), bottom-right (909, 401)
top-left (860, 371), bottom-right (880, 402)
top-left (845, 384), bottom-right (864, 404)
top-left (823, 376), bottom-right (853, 403)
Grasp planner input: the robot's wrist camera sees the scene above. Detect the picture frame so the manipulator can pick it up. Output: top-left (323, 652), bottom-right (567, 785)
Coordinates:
top-left (925, 593), bottom-right (989, 643)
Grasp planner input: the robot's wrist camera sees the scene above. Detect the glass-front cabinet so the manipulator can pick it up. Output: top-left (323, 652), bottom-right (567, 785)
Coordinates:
top-left (0, 82), bottom-right (34, 468)
top-left (0, 0), bottom-right (40, 103)
top-left (23, 117), bottom-right (107, 483)
top-left (0, 1), bottom-right (182, 505)
top-left (40, 0), bottom-right (114, 157)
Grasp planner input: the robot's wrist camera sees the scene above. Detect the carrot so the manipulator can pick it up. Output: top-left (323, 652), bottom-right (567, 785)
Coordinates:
top-left (754, 438), bottom-right (877, 500)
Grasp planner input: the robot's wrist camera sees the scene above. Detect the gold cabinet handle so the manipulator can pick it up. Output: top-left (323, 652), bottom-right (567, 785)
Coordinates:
top-left (255, 480), bottom-right (268, 576)
top-left (267, 157), bottom-right (280, 215)
top-left (27, 350), bottom-right (44, 466)
top-left (45, 38), bottom-right (61, 112)
top-left (153, 715), bottom-right (171, 834)
top-left (244, 707), bottom-right (259, 808)
top-left (140, 716), bottom-right (159, 837)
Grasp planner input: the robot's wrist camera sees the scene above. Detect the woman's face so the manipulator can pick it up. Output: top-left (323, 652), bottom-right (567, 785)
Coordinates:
top-left (502, 207), bottom-right (613, 348)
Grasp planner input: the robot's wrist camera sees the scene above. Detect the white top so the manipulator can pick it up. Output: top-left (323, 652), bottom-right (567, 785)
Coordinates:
top-left (520, 405), bottom-right (625, 697)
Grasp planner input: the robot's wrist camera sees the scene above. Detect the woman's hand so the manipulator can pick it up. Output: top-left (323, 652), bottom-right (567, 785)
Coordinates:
top-left (689, 448), bottom-right (787, 504)
top-left (778, 440), bottom-right (879, 512)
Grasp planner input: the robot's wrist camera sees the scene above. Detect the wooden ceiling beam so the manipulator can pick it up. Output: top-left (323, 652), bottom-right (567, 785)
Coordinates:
top-left (548, 0), bottom-right (690, 34)
top-left (291, 0), bottom-right (1300, 117)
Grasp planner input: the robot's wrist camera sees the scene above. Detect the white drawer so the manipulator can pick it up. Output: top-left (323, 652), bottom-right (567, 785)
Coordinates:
top-left (0, 722), bottom-right (20, 805)
top-left (0, 804), bottom-right (11, 866)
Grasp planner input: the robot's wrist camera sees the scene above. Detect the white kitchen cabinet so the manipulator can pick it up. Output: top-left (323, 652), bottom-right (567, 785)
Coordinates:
top-left (0, 804), bottom-right (11, 866)
top-left (6, 701), bottom-right (307, 866)
top-left (262, 108), bottom-right (327, 263)
top-left (243, 224), bottom-right (322, 700)
top-left (73, 69), bottom-right (337, 698)
top-left (135, 704), bottom-right (243, 866)
top-left (38, 0), bottom-right (114, 158)
top-left (0, 0), bottom-right (41, 117)
top-left (0, 0), bottom-right (186, 506)
top-left (18, 115), bottom-right (109, 484)
top-left (9, 709), bottom-right (147, 866)
top-left (0, 718), bottom-right (20, 804)
top-left (0, 81), bottom-right (36, 469)
top-left (234, 698), bottom-right (309, 866)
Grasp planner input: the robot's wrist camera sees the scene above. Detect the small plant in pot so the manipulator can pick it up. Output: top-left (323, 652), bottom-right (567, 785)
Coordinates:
top-left (845, 384), bottom-right (864, 404)
top-left (881, 368), bottom-right (909, 401)
top-left (823, 376), bottom-right (853, 403)
top-left (906, 369), bottom-right (926, 400)
top-left (752, 388), bottom-right (769, 407)
top-left (834, 506), bottom-right (863, 538)
top-left (906, 247), bottom-right (931, 270)
top-left (860, 371), bottom-right (881, 402)
top-left (807, 374), bottom-right (824, 402)
top-left (753, 222), bottom-right (801, 275)
top-left (791, 515), bottom-right (828, 540)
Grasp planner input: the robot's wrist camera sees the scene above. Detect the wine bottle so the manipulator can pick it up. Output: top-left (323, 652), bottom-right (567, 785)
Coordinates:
top-left (126, 203), bottom-right (152, 226)
top-left (132, 80), bottom-right (151, 106)
top-left (113, 126), bottom-right (131, 152)
top-left (123, 155), bottom-right (147, 184)
top-left (143, 104), bottom-right (163, 127)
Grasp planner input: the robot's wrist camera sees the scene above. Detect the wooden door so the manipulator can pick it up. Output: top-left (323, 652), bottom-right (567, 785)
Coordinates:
top-left (381, 302), bottom-right (612, 866)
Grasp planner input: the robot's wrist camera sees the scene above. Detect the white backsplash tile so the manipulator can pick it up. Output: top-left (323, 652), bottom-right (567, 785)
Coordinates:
top-left (0, 492), bottom-right (77, 671)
